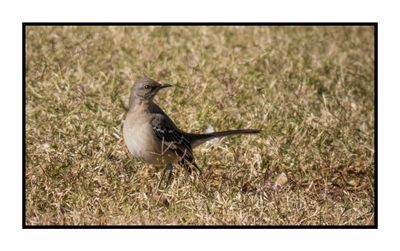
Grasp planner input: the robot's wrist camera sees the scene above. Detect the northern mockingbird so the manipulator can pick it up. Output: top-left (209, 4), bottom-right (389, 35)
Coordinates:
top-left (123, 77), bottom-right (260, 188)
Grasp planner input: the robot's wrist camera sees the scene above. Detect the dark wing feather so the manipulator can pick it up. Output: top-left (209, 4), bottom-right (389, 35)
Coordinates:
top-left (151, 113), bottom-right (194, 164)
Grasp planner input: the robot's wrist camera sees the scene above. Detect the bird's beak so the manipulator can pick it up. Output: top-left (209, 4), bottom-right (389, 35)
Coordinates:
top-left (159, 83), bottom-right (172, 89)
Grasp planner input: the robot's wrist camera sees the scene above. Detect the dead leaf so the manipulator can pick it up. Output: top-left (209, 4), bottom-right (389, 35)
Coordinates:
top-left (274, 172), bottom-right (288, 189)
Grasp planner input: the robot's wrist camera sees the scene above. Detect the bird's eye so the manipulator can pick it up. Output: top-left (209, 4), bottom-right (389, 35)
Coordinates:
top-left (144, 85), bottom-right (150, 89)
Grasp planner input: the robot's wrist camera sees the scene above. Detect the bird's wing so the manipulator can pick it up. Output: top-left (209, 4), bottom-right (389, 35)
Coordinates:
top-left (150, 113), bottom-right (194, 164)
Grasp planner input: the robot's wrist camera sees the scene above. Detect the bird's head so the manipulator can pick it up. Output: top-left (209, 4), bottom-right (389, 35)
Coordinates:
top-left (129, 77), bottom-right (172, 106)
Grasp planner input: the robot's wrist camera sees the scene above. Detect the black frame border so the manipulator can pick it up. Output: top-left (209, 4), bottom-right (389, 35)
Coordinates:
top-left (23, 22), bottom-right (378, 229)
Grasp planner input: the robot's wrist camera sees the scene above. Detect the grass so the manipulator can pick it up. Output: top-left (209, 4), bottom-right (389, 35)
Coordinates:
top-left (25, 26), bottom-right (375, 225)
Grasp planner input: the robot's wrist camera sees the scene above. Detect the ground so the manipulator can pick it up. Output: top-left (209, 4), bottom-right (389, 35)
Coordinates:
top-left (25, 25), bottom-right (375, 225)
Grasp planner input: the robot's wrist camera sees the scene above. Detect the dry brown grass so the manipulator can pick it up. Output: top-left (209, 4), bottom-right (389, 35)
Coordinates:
top-left (25, 25), bottom-right (375, 225)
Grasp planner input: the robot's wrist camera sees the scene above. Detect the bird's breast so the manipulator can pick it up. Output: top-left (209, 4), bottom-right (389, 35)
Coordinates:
top-left (123, 112), bottom-right (178, 165)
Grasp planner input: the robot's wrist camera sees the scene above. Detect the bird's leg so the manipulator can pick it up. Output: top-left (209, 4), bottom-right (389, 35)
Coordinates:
top-left (191, 161), bottom-right (202, 175)
top-left (158, 162), bottom-right (174, 189)
top-left (182, 160), bottom-right (202, 176)
top-left (179, 160), bottom-right (202, 182)
top-left (165, 162), bottom-right (174, 186)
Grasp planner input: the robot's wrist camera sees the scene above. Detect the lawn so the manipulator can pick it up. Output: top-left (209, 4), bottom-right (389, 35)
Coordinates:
top-left (25, 25), bottom-right (375, 225)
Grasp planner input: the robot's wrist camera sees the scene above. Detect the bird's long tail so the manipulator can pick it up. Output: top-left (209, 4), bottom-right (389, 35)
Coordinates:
top-left (188, 129), bottom-right (261, 148)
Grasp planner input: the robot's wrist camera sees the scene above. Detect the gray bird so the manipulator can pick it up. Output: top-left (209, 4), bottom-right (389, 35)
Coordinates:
top-left (123, 77), bottom-right (260, 188)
